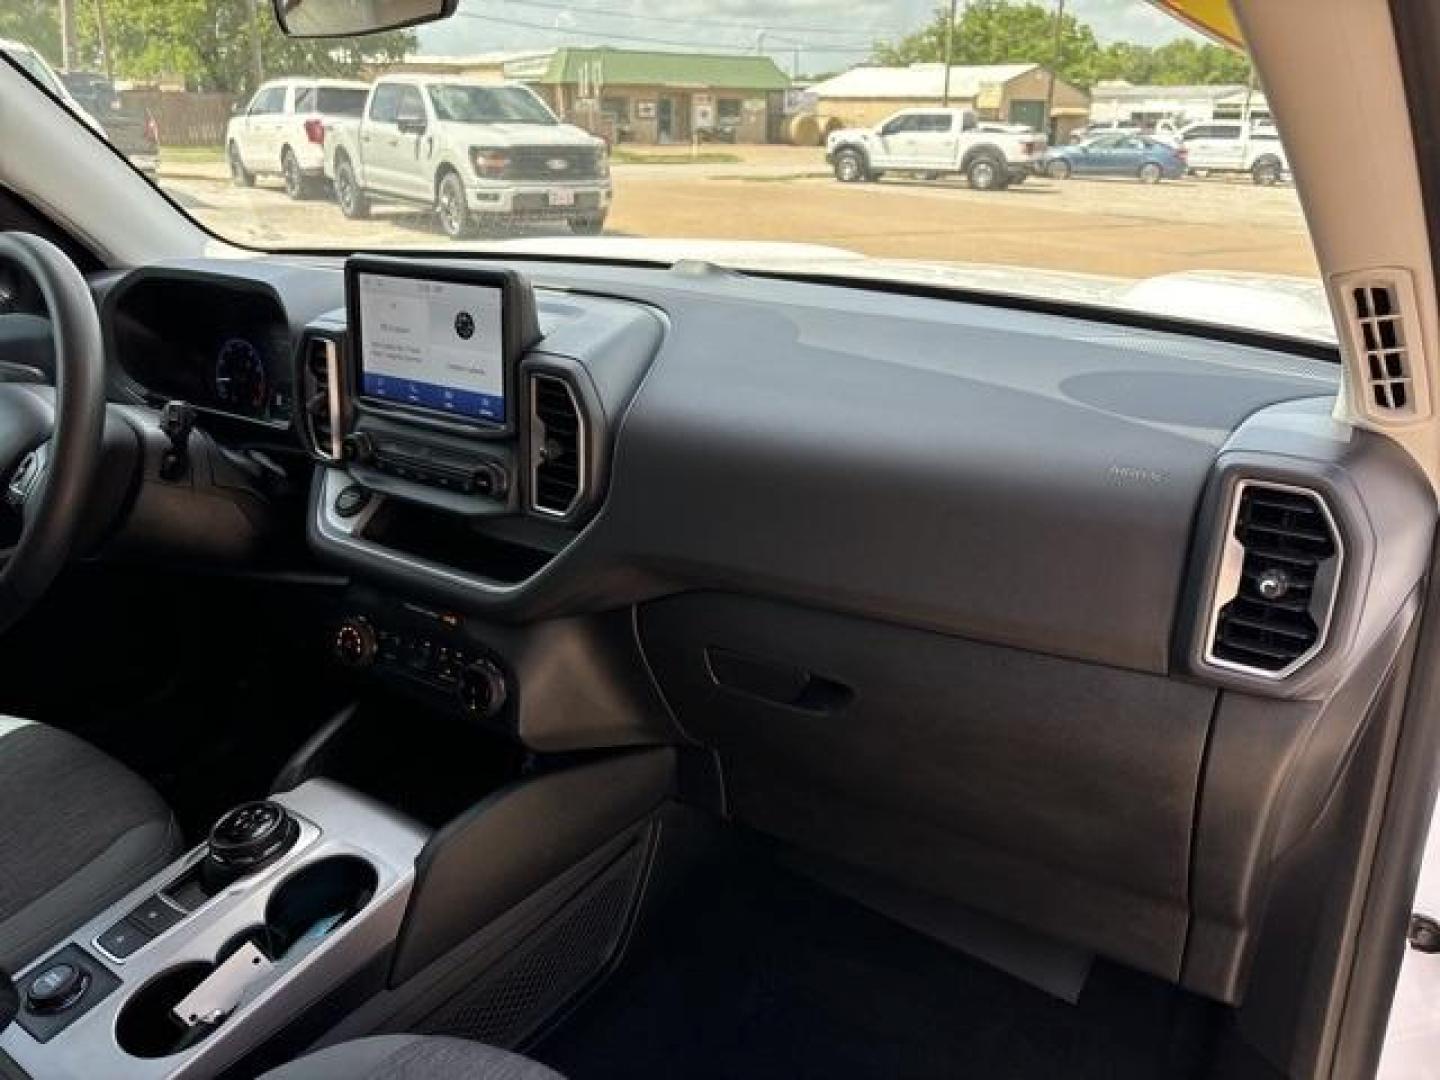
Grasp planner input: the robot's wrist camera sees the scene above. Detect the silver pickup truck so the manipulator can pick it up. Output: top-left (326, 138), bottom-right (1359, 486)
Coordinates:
top-left (324, 76), bottom-right (612, 238)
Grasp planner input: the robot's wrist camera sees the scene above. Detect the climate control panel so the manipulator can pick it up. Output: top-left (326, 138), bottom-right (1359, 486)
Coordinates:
top-left (331, 613), bottom-right (511, 722)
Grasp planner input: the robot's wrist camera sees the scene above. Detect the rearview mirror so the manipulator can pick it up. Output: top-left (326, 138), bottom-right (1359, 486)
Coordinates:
top-left (397, 113), bottom-right (426, 135)
top-left (272, 0), bottom-right (458, 39)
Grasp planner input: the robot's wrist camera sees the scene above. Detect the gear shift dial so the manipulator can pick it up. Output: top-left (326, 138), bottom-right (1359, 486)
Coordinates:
top-left (202, 801), bottom-right (299, 888)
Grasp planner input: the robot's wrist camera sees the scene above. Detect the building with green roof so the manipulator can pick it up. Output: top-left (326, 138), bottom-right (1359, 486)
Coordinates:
top-left (504, 48), bottom-right (792, 144)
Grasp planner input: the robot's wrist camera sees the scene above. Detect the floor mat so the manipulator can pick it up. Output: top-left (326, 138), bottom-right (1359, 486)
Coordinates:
top-left (534, 821), bottom-right (1218, 1080)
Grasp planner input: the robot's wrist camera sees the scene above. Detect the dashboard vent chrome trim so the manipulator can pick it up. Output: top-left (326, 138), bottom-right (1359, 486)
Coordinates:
top-left (1204, 480), bottom-right (1343, 680)
top-left (528, 373), bottom-right (586, 518)
top-left (1333, 269), bottom-right (1430, 423)
top-left (303, 335), bottom-right (344, 463)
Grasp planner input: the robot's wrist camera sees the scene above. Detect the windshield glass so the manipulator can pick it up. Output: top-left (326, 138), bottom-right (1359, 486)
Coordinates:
top-left (0, 1), bottom-right (1327, 342)
top-left (428, 84), bottom-right (557, 124)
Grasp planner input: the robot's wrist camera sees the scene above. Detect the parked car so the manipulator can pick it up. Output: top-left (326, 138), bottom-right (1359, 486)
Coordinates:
top-left (323, 76), bottom-right (612, 238)
top-left (60, 72), bottom-right (159, 177)
top-left (825, 107), bottom-right (1047, 190)
top-left (1070, 119), bottom-right (1182, 146)
top-left (1042, 134), bottom-right (1187, 183)
top-left (1178, 120), bottom-right (1289, 185)
top-left (225, 77), bottom-right (370, 199)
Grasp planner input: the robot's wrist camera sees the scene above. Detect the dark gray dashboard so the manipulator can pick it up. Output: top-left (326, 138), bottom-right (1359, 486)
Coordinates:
top-left (90, 254), bottom-right (1439, 1010)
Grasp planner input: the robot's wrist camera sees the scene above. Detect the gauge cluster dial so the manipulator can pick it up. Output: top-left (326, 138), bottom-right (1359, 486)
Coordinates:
top-left (215, 338), bottom-right (270, 412)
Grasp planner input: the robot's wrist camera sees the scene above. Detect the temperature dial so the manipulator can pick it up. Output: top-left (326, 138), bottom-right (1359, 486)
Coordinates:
top-left (459, 658), bottom-right (509, 720)
top-left (333, 618), bottom-right (377, 669)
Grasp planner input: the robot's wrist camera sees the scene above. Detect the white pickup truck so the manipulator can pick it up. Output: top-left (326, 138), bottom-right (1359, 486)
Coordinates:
top-left (825, 107), bottom-right (1046, 190)
top-left (1178, 120), bottom-right (1289, 185)
top-left (324, 76), bottom-right (612, 238)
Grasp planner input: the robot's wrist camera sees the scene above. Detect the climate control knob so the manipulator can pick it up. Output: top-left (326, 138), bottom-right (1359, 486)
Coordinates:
top-left (333, 617), bottom-right (377, 669)
top-left (459, 658), bottom-right (509, 720)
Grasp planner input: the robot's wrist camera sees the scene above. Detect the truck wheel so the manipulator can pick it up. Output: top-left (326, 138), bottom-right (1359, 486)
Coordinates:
top-left (1138, 162), bottom-right (1163, 184)
top-left (833, 148), bottom-right (869, 183)
top-left (1047, 159), bottom-right (1072, 180)
top-left (437, 171), bottom-right (477, 239)
top-left (281, 147), bottom-right (315, 200)
top-left (966, 155), bottom-right (1005, 191)
top-left (569, 213), bottom-right (607, 236)
top-left (334, 157), bottom-right (369, 219)
top-left (227, 142), bottom-right (253, 188)
top-left (1251, 156), bottom-right (1283, 186)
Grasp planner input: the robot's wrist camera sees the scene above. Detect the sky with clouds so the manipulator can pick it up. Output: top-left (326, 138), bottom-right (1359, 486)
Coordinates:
top-left (420, 0), bottom-right (1209, 71)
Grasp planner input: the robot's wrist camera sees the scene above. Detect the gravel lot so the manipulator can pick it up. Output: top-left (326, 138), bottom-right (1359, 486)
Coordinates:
top-left (161, 146), bottom-right (1318, 280)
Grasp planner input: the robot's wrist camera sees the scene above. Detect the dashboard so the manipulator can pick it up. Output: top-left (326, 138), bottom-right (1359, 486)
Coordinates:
top-left (84, 253), bottom-right (1439, 1021)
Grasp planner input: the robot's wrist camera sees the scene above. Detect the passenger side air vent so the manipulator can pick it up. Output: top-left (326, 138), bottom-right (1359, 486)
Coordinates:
top-left (1334, 269), bottom-right (1430, 422)
top-left (301, 335), bottom-right (344, 462)
top-left (528, 373), bottom-right (585, 518)
top-left (1205, 481), bottom-right (1342, 678)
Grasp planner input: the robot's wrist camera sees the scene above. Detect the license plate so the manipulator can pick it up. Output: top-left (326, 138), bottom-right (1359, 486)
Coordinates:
top-left (548, 189), bottom-right (577, 207)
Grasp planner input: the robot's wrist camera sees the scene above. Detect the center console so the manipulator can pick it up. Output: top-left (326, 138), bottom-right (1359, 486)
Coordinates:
top-left (300, 257), bottom-right (663, 607)
top-left (0, 782), bottom-right (428, 1079)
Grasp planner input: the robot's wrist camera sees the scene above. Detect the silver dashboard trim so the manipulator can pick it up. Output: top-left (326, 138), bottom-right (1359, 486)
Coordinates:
top-left (1201, 478), bottom-right (1344, 681)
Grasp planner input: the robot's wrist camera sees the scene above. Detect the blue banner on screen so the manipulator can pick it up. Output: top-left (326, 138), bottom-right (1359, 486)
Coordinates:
top-left (361, 374), bottom-right (505, 422)
top-left (356, 272), bottom-right (506, 424)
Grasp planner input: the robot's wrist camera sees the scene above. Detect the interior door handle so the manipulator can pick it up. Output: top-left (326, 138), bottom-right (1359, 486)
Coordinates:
top-left (705, 647), bottom-right (853, 714)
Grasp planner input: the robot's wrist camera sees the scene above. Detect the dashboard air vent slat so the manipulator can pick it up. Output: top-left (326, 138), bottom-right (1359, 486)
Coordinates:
top-left (528, 373), bottom-right (585, 518)
top-left (1205, 481), bottom-right (1342, 679)
top-left (302, 335), bottom-right (343, 462)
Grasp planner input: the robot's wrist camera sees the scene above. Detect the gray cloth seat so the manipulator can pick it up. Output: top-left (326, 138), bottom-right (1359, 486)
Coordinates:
top-left (0, 717), bottom-right (180, 972)
top-left (260, 1035), bottom-right (565, 1080)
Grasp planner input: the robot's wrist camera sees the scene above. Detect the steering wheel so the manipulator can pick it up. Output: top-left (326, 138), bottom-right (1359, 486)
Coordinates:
top-left (0, 232), bottom-right (106, 632)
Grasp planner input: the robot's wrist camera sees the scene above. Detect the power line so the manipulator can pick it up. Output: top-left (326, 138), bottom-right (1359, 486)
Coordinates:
top-left (450, 8), bottom-right (885, 53)
top-left (475, 0), bottom-right (899, 40)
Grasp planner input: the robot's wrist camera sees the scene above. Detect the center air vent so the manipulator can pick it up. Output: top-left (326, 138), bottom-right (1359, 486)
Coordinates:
top-left (528, 373), bottom-right (585, 518)
top-left (302, 335), bottom-right (343, 462)
top-left (1205, 481), bottom-right (1342, 678)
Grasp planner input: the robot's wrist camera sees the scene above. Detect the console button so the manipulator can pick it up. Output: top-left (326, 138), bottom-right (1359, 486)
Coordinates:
top-left (26, 963), bottom-right (87, 1014)
top-left (97, 918), bottom-right (151, 960)
top-left (128, 895), bottom-right (185, 937)
top-left (334, 484), bottom-right (372, 519)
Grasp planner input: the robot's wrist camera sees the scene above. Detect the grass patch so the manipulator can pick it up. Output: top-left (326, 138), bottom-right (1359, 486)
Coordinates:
top-left (161, 146), bottom-right (225, 165)
top-left (612, 149), bottom-right (741, 165)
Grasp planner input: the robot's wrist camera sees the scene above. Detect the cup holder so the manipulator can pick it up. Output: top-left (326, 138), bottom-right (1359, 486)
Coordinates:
top-left (115, 856), bottom-right (379, 1059)
top-left (115, 963), bottom-right (219, 1059)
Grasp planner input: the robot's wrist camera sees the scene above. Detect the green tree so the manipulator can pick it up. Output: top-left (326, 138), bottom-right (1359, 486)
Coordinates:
top-left (875, 1), bottom-right (1102, 88)
top-left (874, 0), bottom-right (1250, 89)
top-left (60, 0), bottom-right (413, 93)
top-left (0, 0), bottom-right (61, 63)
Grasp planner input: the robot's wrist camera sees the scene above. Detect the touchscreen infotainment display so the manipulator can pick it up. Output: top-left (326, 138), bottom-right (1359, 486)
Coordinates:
top-left (355, 272), bottom-right (506, 424)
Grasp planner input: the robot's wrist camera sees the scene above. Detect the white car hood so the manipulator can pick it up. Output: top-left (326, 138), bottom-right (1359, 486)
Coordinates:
top-left (483, 237), bottom-right (1336, 344)
top-left (436, 121), bottom-right (599, 148)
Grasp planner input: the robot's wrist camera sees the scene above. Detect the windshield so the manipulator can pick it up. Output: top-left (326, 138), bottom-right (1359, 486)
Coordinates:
top-left (0, 1), bottom-right (1327, 342)
top-left (428, 84), bottom-right (557, 124)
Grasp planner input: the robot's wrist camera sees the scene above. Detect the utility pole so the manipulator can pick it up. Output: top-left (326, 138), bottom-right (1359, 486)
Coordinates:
top-left (1042, 0), bottom-right (1066, 141)
top-left (59, 0), bottom-right (77, 69)
top-left (247, 0), bottom-right (265, 90)
top-left (940, 0), bottom-right (959, 105)
top-left (92, 0), bottom-right (114, 82)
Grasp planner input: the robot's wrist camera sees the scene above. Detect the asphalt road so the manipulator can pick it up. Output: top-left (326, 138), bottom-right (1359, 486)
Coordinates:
top-left (161, 154), bottom-right (1319, 281)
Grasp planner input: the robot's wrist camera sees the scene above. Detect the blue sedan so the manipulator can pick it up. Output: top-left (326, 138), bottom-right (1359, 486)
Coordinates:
top-left (1041, 135), bottom-right (1187, 183)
